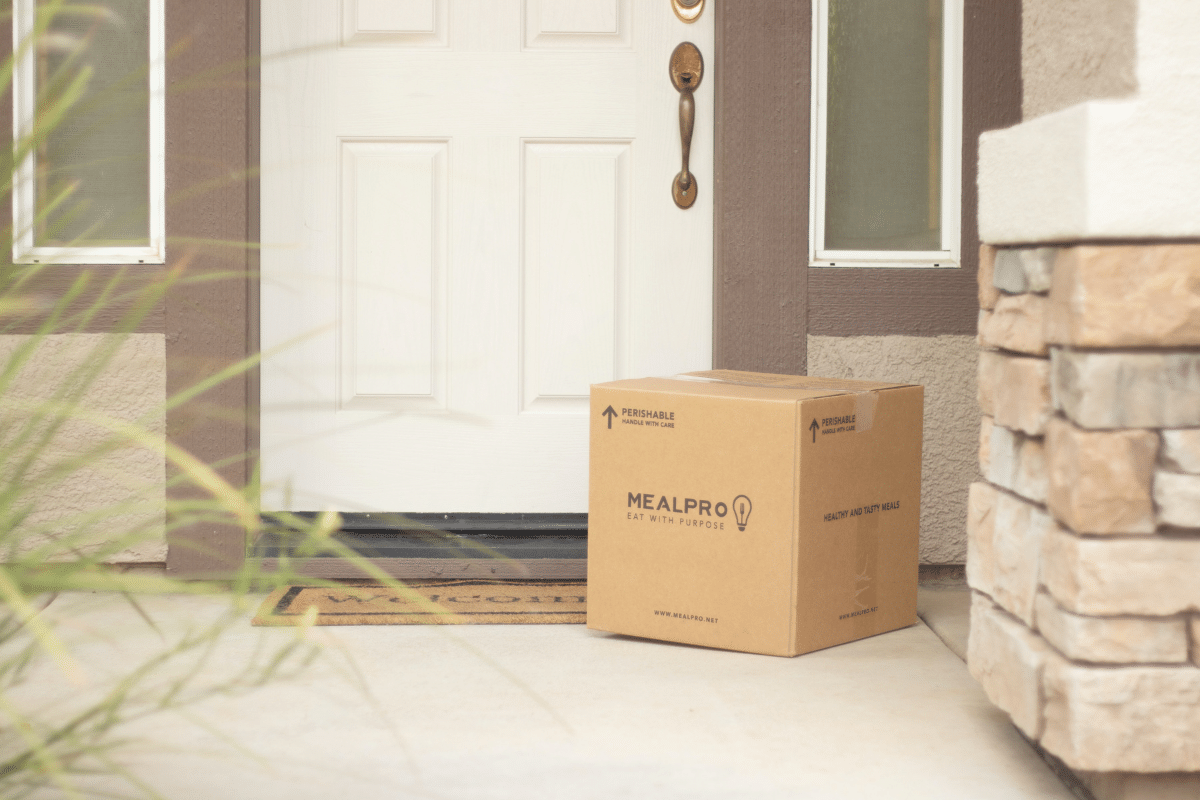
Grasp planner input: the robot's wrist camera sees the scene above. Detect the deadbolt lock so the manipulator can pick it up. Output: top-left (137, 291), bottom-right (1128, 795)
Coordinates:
top-left (672, 0), bottom-right (705, 24)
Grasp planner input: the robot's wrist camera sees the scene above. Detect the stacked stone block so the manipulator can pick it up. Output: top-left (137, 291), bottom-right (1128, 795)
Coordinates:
top-left (969, 244), bottom-right (1200, 775)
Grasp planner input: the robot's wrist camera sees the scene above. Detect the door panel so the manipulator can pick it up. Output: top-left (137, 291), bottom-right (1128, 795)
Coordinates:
top-left (343, 0), bottom-right (448, 47)
top-left (525, 0), bottom-right (631, 49)
top-left (521, 140), bottom-right (628, 413)
top-left (261, 0), bottom-right (714, 513)
top-left (339, 139), bottom-right (447, 409)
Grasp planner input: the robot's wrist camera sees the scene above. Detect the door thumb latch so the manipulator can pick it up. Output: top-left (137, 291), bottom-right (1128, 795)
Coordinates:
top-left (672, 0), bottom-right (705, 24)
top-left (669, 42), bottom-right (704, 210)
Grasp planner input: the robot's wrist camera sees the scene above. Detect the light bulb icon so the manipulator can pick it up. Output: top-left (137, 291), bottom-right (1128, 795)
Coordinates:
top-left (732, 495), bottom-right (752, 531)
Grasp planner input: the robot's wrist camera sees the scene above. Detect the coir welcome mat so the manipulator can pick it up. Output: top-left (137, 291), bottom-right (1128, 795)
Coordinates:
top-left (253, 579), bottom-right (586, 626)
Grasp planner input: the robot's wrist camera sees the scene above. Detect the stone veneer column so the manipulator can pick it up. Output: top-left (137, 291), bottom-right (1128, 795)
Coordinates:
top-left (968, 244), bottom-right (1200, 795)
top-left (971, 4), bottom-right (1200, 795)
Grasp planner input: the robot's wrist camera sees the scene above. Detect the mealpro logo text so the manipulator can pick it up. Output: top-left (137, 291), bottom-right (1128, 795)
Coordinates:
top-left (625, 492), bottom-right (753, 531)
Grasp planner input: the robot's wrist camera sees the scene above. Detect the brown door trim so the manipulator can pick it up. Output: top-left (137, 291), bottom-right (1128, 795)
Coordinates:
top-left (713, 1), bottom-right (810, 374)
top-left (164, 0), bottom-right (259, 575)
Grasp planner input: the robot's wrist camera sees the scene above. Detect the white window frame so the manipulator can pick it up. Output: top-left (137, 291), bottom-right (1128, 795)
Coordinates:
top-left (12, 0), bottom-right (166, 265)
top-left (809, 0), bottom-right (963, 269)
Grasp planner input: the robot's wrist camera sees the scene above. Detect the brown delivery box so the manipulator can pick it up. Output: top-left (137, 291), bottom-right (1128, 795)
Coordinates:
top-left (587, 370), bottom-right (923, 657)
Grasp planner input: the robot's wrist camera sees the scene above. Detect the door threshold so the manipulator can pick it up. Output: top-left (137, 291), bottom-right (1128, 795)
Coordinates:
top-left (280, 511), bottom-right (587, 532)
top-left (253, 513), bottom-right (587, 581)
top-left (251, 555), bottom-right (587, 581)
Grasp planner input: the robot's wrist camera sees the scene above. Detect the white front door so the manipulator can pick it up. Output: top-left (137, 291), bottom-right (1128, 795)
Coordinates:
top-left (260, 1), bottom-right (714, 513)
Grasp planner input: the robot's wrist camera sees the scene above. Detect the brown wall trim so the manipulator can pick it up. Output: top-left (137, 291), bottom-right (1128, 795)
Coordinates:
top-left (806, 0), bottom-right (1022, 337)
top-left (1, 269), bottom-right (167, 335)
top-left (164, 0), bottom-right (258, 575)
top-left (713, 1), bottom-right (810, 374)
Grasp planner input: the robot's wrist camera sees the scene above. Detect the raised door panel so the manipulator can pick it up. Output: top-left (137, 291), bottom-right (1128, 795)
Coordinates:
top-left (524, 0), bottom-right (631, 49)
top-left (342, 0), bottom-right (448, 47)
top-left (339, 139), bottom-right (447, 409)
top-left (521, 140), bottom-right (630, 412)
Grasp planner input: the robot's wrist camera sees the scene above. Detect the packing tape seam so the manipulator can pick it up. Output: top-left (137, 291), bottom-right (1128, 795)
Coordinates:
top-left (664, 373), bottom-right (879, 432)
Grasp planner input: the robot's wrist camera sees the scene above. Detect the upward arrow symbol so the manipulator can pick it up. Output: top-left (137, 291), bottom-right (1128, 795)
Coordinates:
top-left (602, 405), bottom-right (618, 429)
top-left (809, 418), bottom-right (820, 443)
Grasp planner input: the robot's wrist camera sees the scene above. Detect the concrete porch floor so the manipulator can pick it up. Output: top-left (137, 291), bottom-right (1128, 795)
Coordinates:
top-left (7, 586), bottom-right (1083, 799)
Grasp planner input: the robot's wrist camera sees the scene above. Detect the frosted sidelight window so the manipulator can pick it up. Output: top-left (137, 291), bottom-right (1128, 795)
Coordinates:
top-left (13, 0), bottom-right (165, 264)
top-left (810, 0), bottom-right (961, 268)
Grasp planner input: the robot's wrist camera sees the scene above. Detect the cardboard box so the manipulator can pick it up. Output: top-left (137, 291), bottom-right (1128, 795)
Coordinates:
top-left (586, 370), bottom-right (923, 657)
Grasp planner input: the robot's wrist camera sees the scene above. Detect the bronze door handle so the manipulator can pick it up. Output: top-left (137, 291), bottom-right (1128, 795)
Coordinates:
top-left (669, 42), bottom-right (704, 209)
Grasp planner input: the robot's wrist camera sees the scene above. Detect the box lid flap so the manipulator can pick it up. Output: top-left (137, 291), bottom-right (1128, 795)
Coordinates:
top-left (594, 370), bottom-right (914, 402)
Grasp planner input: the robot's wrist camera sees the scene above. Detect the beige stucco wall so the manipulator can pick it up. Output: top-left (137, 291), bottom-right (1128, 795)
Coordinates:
top-left (0, 333), bottom-right (167, 563)
top-left (808, 335), bottom-right (979, 564)
top-left (1022, 0), bottom-right (1137, 119)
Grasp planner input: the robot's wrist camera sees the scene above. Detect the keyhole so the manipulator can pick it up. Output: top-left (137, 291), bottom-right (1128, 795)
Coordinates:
top-left (680, 73), bottom-right (693, 87)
